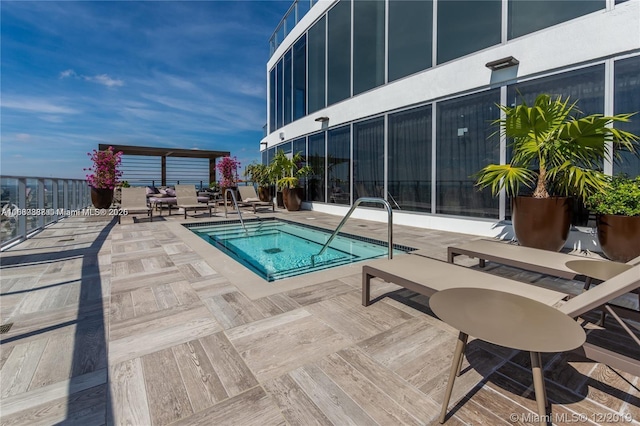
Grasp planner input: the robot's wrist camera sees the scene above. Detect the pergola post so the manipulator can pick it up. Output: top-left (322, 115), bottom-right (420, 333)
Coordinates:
top-left (161, 156), bottom-right (167, 186)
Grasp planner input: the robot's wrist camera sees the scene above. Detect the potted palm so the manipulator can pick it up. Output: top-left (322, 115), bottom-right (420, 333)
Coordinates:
top-left (244, 162), bottom-right (272, 202)
top-left (586, 175), bottom-right (640, 262)
top-left (475, 94), bottom-right (638, 251)
top-left (270, 150), bottom-right (311, 211)
top-left (85, 146), bottom-right (123, 209)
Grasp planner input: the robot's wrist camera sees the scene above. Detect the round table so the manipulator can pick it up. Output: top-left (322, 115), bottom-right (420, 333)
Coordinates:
top-left (430, 288), bottom-right (586, 426)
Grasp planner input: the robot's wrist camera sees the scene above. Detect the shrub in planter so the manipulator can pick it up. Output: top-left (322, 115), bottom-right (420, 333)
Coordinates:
top-left (586, 175), bottom-right (640, 262)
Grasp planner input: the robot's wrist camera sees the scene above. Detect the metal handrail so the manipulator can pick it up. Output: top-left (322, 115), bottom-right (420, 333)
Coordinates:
top-left (312, 197), bottom-right (393, 265)
top-left (223, 189), bottom-right (246, 232)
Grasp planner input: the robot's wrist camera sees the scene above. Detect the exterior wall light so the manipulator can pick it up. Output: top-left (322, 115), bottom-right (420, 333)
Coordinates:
top-left (314, 116), bottom-right (329, 122)
top-left (279, 132), bottom-right (285, 141)
top-left (260, 141), bottom-right (268, 148)
top-left (485, 56), bottom-right (519, 70)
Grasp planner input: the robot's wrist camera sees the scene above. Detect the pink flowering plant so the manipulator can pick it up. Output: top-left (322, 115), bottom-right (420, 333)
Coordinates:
top-left (84, 146), bottom-right (123, 190)
top-left (216, 156), bottom-right (240, 187)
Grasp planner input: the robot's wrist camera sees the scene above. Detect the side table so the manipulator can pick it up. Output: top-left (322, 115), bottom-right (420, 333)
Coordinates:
top-left (430, 288), bottom-right (586, 426)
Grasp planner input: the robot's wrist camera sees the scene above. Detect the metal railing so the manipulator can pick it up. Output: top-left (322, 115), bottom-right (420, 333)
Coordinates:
top-left (223, 188), bottom-right (247, 232)
top-left (312, 197), bottom-right (393, 265)
top-left (1, 175), bottom-right (92, 249)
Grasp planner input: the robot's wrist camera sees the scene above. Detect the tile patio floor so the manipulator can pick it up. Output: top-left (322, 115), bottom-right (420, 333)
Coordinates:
top-left (1, 208), bottom-right (639, 425)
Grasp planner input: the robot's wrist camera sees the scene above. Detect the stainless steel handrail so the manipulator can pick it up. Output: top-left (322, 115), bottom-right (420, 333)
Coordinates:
top-left (312, 197), bottom-right (393, 265)
top-left (223, 188), bottom-right (246, 232)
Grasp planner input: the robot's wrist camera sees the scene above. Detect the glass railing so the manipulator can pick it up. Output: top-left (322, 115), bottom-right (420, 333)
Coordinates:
top-left (1, 175), bottom-right (91, 248)
top-left (269, 0), bottom-right (316, 57)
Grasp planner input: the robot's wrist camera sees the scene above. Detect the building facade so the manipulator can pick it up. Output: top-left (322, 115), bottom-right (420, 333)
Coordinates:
top-left (262, 0), bottom-right (640, 240)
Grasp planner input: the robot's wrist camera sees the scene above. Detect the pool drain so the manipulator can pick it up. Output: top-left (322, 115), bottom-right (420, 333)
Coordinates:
top-left (264, 248), bottom-right (282, 254)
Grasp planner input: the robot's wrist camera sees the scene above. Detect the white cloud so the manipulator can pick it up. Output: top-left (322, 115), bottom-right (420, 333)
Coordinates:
top-left (59, 69), bottom-right (77, 78)
top-left (2, 97), bottom-right (79, 114)
top-left (84, 74), bottom-right (123, 87)
top-left (15, 133), bottom-right (31, 141)
top-left (59, 69), bottom-right (123, 87)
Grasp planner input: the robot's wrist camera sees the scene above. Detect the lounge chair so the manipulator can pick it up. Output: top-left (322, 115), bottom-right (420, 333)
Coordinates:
top-left (446, 239), bottom-right (640, 291)
top-left (237, 186), bottom-right (274, 213)
top-left (119, 187), bottom-right (152, 224)
top-left (362, 255), bottom-right (640, 375)
top-left (174, 184), bottom-right (214, 219)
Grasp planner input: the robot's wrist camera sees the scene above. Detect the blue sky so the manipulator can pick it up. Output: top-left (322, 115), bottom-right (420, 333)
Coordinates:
top-left (1, 0), bottom-right (291, 179)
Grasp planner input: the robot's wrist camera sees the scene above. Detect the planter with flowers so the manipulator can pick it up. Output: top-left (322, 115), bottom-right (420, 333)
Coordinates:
top-left (85, 146), bottom-right (123, 209)
top-left (216, 156), bottom-right (241, 201)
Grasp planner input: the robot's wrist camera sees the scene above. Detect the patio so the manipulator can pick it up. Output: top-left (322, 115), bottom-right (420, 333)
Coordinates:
top-left (1, 210), bottom-right (639, 425)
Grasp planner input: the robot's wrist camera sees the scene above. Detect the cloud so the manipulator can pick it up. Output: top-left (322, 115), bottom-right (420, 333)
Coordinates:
top-left (85, 74), bottom-right (123, 87)
top-left (15, 133), bottom-right (31, 141)
top-left (59, 69), bottom-right (76, 78)
top-left (2, 97), bottom-right (79, 114)
top-left (59, 68), bottom-right (123, 87)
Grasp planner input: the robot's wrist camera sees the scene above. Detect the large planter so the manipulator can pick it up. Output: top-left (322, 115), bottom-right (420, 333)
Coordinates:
top-left (512, 196), bottom-right (572, 252)
top-left (258, 186), bottom-right (271, 202)
top-left (90, 187), bottom-right (114, 209)
top-left (596, 214), bottom-right (640, 262)
top-left (282, 187), bottom-right (303, 211)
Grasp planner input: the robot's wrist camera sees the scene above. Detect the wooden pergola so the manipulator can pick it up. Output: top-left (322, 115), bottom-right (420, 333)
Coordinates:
top-left (99, 144), bottom-right (230, 187)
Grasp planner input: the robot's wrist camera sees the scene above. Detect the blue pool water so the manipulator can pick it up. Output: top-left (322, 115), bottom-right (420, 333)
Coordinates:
top-left (188, 219), bottom-right (411, 281)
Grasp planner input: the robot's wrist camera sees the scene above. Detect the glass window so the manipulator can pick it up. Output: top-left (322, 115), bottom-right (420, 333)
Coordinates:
top-left (353, 118), bottom-right (384, 207)
top-left (267, 147), bottom-right (276, 166)
top-left (284, 50), bottom-right (293, 126)
top-left (437, 1), bottom-right (501, 65)
top-left (308, 16), bottom-right (326, 114)
top-left (388, 0), bottom-right (432, 82)
top-left (509, 0), bottom-right (604, 40)
top-left (507, 65), bottom-right (604, 116)
top-left (293, 137), bottom-right (307, 197)
top-left (276, 58), bottom-right (283, 129)
top-left (269, 68), bottom-right (276, 133)
top-left (614, 56), bottom-right (640, 178)
top-left (436, 89), bottom-right (501, 218)
top-left (293, 35), bottom-right (307, 120)
top-left (327, 0), bottom-right (351, 105)
top-left (388, 106), bottom-right (432, 212)
top-left (353, 0), bottom-right (385, 95)
top-left (307, 133), bottom-right (326, 202)
top-left (262, 150), bottom-right (268, 166)
top-left (328, 125), bottom-right (351, 205)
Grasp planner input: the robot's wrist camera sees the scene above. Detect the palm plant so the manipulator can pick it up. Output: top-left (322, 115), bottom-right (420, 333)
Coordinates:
top-left (475, 94), bottom-right (639, 199)
top-left (270, 150), bottom-right (311, 190)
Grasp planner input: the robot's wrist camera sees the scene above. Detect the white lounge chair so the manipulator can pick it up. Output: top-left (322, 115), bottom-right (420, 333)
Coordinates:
top-left (237, 186), bottom-right (274, 213)
top-left (119, 187), bottom-right (152, 224)
top-left (175, 185), bottom-right (214, 219)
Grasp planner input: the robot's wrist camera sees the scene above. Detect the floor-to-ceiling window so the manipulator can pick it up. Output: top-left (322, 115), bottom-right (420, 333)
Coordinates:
top-left (327, 126), bottom-right (351, 205)
top-left (354, 118), bottom-right (384, 205)
top-left (614, 56), bottom-right (640, 178)
top-left (437, 0), bottom-right (501, 65)
top-left (293, 137), bottom-right (308, 197)
top-left (353, 0), bottom-right (385, 95)
top-left (284, 49), bottom-right (293, 126)
top-left (388, 105), bottom-right (432, 212)
top-left (276, 58), bottom-right (283, 129)
top-left (308, 132), bottom-right (326, 202)
top-left (293, 35), bottom-right (307, 121)
top-left (388, 0), bottom-right (432, 82)
top-left (308, 16), bottom-right (326, 114)
top-left (508, 0), bottom-right (605, 40)
top-left (327, 0), bottom-right (351, 105)
top-left (436, 89), bottom-right (501, 218)
top-left (269, 68), bottom-right (276, 133)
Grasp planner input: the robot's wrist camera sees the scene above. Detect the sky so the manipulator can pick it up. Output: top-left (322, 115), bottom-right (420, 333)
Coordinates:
top-left (1, 0), bottom-right (292, 179)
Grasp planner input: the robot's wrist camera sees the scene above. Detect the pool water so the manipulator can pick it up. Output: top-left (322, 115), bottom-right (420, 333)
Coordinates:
top-left (189, 219), bottom-right (410, 281)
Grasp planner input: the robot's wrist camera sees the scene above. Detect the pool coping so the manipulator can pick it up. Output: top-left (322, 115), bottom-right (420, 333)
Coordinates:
top-left (166, 217), bottom-right (413, 300)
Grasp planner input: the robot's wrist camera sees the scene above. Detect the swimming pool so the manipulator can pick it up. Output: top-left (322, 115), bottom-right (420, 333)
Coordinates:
top-left (188, 219), bottom-right (413, 281)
